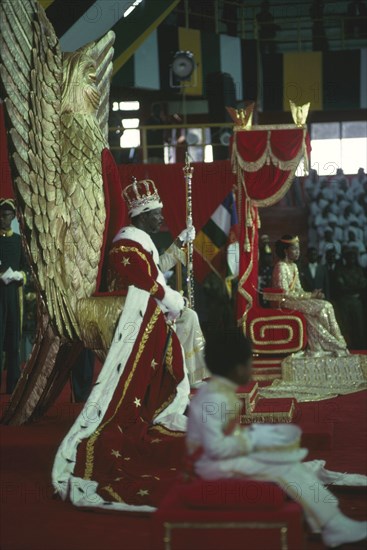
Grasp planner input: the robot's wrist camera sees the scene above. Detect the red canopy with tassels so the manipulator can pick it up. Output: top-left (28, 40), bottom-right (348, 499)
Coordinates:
top-left (231, 125), bottom-right (311, 321)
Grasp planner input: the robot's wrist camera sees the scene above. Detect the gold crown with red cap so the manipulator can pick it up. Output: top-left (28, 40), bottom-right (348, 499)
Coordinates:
top-left (122, 178), bottom-right (163, 218)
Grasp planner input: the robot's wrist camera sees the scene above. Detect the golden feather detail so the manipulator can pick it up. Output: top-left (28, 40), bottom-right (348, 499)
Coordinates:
top-left (0, 0), bottom-right (115, 340)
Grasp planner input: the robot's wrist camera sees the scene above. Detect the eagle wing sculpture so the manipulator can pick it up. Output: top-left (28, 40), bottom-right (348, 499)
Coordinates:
top-left (0, 0), bottom-right (116, 423)
top-left (1, 0), bottom-right (115, 339)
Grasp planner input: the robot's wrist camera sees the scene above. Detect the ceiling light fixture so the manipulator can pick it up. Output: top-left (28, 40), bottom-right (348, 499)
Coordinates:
top-left (123, 0), bottom-right (143, 19)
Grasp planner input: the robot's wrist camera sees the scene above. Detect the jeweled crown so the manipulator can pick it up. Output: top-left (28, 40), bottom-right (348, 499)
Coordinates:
top-left (122, 178), bottom-right (162, 217)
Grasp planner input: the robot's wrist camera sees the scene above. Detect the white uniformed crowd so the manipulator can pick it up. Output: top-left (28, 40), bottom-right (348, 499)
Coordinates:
top-left (305, 168), bottom-right (367, 267)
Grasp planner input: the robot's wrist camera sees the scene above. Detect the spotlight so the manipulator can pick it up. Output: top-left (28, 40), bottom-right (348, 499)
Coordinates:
top-left (171, 51), bottom-right (195, 80)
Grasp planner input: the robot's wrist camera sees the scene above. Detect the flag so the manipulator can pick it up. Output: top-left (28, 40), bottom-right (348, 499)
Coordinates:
top-left (194, 192), bottom-right (238, 284)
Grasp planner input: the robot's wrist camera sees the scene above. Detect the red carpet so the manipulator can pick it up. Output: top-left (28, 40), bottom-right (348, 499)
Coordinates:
top-left (1, 385), bottom-right (366, 549)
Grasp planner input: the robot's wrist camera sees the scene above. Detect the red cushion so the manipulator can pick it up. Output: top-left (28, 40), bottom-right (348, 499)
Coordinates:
top-left (179, 479), bottom-right (286, 510)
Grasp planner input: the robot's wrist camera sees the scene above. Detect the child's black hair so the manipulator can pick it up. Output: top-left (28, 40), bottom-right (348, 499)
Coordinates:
top-left (204, 328), bottom-right (252, 376)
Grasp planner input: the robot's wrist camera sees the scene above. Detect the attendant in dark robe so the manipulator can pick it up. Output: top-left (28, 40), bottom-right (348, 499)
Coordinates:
top-left (335, 247), bottom-right (367, 350)
top-left (299, 246), bottom-right (330, 300)
top-left (0, 199), bottom-right (27, 393)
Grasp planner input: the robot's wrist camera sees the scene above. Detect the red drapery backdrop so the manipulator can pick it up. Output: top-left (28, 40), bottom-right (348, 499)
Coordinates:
top-left (232, 126), bottom-right (311, 321)
top-left (118, 161), bottom-right (235, 238)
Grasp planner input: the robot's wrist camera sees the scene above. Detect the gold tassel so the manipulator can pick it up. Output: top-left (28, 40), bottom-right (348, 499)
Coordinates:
top-left (246, 200), bottom-right (253, 227)
top-left (257, 209), bottom-right (261, 228)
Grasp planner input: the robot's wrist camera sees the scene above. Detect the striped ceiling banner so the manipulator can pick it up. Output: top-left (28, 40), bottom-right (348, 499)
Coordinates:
top-left (220, 35), bottom-right (243, 100)
top-left (59, 0), bottom-right (128, 52)
top-left (45, 0), bottom-right (96, 43)
top-left (42, 0), bottom-right (179, 71)
top-left (178, 27), bottom-right (203, 96)
top-left (323, 50), bottom-right (360, 110)
top-left (37, 3), bottom-right (367, 111)
top-left (134, 30), bottom-right (160, 90)
top-left (112, 0), bottom-right (180, 76)
top-left (241, 40), bottom-right (257, 103)
top-left (158, 25), bottom-right (179, 92)
top-left (38, 0), bottom-right (54, 9)
top-left (201, 31), bottom-right (221, 96)
top-left (263, 49), bottom-right (362, 112)
top-left (261, 53), bottom-right (283, 112)
top-left (361, 48), bottom-right (367, 109)
top-left (283, 51), bottom-right (323, 111)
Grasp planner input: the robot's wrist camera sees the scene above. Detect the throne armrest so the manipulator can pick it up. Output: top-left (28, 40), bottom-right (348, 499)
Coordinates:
top-left (244, 306), bottom-right (307, 354)
top-left (262, 287), bottom-right (286, 309)
top-left (76, 295), bottom-right (126, 361)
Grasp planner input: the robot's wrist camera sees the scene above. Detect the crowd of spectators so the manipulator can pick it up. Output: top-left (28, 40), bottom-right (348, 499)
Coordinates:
top-left (305, 167), bottom-right (367, 268)
top-left (302, 167), bottom-right (367, 348)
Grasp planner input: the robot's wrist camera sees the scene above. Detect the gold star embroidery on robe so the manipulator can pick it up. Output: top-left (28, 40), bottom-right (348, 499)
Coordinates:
top-left (117, 425), bottom-right (123, 433)
top-left (134, 397), bottom-right (141, 407)
top-left (151, 438), bottom-right (162, 444)
top-left (137, 489), bottom-right (149, 497)
top-left (111, 449), bottom-right (122, 458)
top-left (151, 359), bottom-right (158, 370)
top-left (123, 457), bottom-right (131, 461)
top-left (114, 477), bottom-right (123, 482)
top-left (122, 256), bottom-right (130, 266)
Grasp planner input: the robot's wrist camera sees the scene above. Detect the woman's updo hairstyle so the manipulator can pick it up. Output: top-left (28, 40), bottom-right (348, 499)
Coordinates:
top-left (275, 234), bottom-right (297, 259)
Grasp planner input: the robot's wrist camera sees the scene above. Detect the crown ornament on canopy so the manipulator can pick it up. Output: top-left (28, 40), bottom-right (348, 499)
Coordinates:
top-left (122, 177), bottom-right (163, 218)
top-left (226, 103), bottom-right (254, 130)
top-left (289, 100), bottom-right (310, 127)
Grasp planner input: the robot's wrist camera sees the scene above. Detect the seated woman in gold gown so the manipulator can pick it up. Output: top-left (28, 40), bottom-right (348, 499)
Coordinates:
top-left (272, 235), bottom-right (347, 353)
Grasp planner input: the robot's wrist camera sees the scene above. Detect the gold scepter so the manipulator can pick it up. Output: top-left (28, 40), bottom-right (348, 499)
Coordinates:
top-left (183, 153), bottom-right (195, 309)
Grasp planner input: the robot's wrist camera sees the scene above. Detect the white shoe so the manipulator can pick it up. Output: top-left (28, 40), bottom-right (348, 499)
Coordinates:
top-left (322, 514), bottom-right (367, 548)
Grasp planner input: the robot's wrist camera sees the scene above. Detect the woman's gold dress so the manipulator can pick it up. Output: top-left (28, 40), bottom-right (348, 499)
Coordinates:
top-left (272, 260), bottom-right (347, 352)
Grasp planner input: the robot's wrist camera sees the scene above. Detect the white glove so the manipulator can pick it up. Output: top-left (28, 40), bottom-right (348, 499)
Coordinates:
top-left (158, 286), bottom-right (185, 321)
top-left (12, 270), bottom-right (24, 282)
top-left (0, 267), bottom-right (23, 285)
top-left (178, 225), bottom-right (196, 245)
top-left (248, 424), bottom-right (297, 450)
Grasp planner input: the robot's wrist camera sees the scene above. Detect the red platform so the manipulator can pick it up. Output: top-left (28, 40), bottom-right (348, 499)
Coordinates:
top-left (237, 381), bottom-right (295, 424)
top-left (152, 480), bottom-right (304, 550)
top-left (1, 391), bottom-right (366, 550)
top-left (252, 357), bottom-right (283, 384)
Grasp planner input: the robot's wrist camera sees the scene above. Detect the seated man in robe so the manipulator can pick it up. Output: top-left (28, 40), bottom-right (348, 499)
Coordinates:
top-left (108, 178), bottom-right (207, 386)
top-left (187, 329), bottom-right (367, 548)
